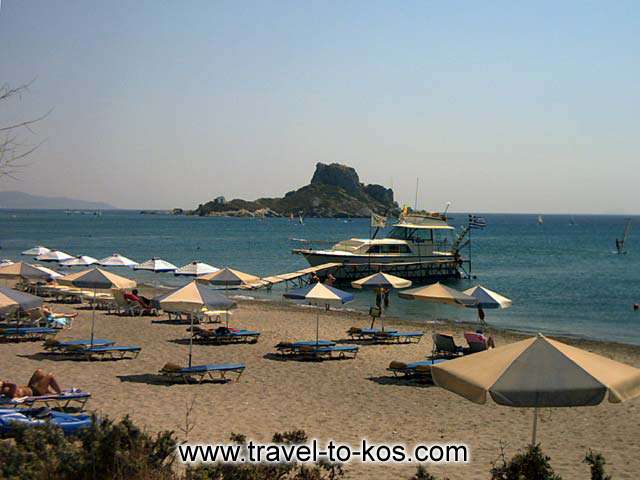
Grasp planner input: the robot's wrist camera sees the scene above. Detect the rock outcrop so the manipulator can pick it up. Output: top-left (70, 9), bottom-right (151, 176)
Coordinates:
top-left (191, 163), bottom-right (399, 218)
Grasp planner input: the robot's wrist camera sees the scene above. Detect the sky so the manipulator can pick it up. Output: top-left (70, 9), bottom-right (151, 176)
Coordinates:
top-left (0, 1), bottom-right (638, 213)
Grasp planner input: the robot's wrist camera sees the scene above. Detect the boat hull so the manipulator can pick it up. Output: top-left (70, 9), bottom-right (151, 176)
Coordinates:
top-left (295, 250), bottom-right (462, 284)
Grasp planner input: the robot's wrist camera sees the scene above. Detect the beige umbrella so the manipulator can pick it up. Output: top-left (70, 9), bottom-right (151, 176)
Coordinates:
top-left (0, 262), bottom-right (53, 281)
top-left (431, 333), bottom-right (640, 444)
top-left (399, 282), bottom-right (477, 307)
top-left (351, 272), bottom-right (412, 330)
top-left (156, 281), bottom-right (236, 367)
top-left (58, 268), bottom-right (135, 289)
top-left (69, 268), bottom-right (136, 344)
top-left (197, 267), bottom-right (261, 287)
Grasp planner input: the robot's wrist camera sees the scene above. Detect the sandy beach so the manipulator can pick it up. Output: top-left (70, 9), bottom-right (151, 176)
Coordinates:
top-left (2, 296), bottom-right (639, 480)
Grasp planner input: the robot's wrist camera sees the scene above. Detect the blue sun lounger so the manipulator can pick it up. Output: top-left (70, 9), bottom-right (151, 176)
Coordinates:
top-left (79, 345), bottom-right (142, 360)
top-left (0, 389), bottom-right (91, 410)
top-left (387, 358), bottom-right (448, 381)
top-left (275, 340), bottom-right (335, 356)
top-left (0, 407), bottom-right (92, 436)
top-left (298, 345), bottom-right (359, 360)
top-left (43, 338), bottom-right (115, 353)
top-left (193, 328), bottom-right (260, 345)
top-left (0, 327), bottom-right (58, 342)
top-left (372, 331), bottom-right (424, 344)
top-left (347, 327), bottom-right (398, 340)
top-left (159, 363), bottom-right (245, 383)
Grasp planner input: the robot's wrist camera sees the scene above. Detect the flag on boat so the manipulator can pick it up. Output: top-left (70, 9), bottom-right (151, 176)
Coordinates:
top-left (370, 213), bottom-right (387, 228)
top-left (468, 214), bottom-right (487, 229)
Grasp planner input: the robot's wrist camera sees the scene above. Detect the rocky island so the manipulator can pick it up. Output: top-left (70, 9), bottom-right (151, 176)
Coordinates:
top-left (190, 163), bottom-right (399, 218)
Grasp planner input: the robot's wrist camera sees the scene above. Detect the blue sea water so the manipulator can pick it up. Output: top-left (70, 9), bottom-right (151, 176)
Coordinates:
top-left (1, 210), bottom-right (639, 345)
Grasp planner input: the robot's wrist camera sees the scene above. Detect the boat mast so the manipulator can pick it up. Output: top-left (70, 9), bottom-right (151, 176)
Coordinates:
top-left (414, 177), bottom-right (419, 211)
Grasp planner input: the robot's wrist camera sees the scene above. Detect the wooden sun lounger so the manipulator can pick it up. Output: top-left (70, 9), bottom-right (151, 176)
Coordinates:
top-left (0, 389), bottom-right (91, 410)
top-left (0, 327), bottom-right (58, 342)
top-left (159, 363), bottom-right (245, 384)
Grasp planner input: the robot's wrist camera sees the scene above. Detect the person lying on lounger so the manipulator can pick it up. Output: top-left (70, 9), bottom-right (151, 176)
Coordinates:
top-left (0, 369), bottom-right (62, 398)
top-left (124, 289), bottom-right (152, 308)
top-left (40, 306), bottom-right (77, 328)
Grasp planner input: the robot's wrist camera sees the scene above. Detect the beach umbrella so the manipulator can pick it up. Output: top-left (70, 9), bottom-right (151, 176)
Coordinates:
top-left (157, 281), bottom-right (236, 367)
top-left (21, 246), bottom-right (50, 256)
top-left (398, 282), bottom-right (477, 307)
top-left (351, 272), bottom-right (412, 330)
top-left (98, 253), bottom-right (138, 268)
top-left (133, 258), bottom-right (177, 273)
top-left (197, 267), bottom-right (261, 287)
top-left (463, 285), bottom-right (512, 326)
top-left (174, 261), bottom-right (219, 277)
top-left (0, 287), bottom-right (43, 315)
top-left (283, 283), bottom-right (354, 344)
top-left (57, 268), bottom-right (94, 286)
top-left (431, 333), bottom-right (640, 445)
top-left (36, 250), bottom-right (74, 263)
top-left (32, 265), bottom-right (62, 280)
top-left (61, 255), bottom-right (98, 267)
top-left (69, 268), bottom-right (137, 345)
top-left (463, 285), bottom-right (512, 309)
top-left (0, 262), bottom-right (54, 282)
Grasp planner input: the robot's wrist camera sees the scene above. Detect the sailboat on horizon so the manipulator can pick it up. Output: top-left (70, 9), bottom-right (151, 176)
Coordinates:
top-left (615, 219), bottom-right (632, 254)
top-left (537, 215), bottom-right (544, 225)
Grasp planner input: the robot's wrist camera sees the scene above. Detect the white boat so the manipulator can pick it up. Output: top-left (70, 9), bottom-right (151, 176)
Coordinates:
top-left (537, 215), bottom-right (544, 225)
top-left (293, 212), bottom-right (462, 282)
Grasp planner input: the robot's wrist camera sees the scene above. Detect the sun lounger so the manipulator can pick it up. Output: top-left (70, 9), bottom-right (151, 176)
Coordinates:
top-left (78, 345), bottom-right (142, 360)
top-left (0, 407), bottom-right (92, 436)
top-left (372, 331), bottom-right (424, 344)
top-left (464, 331), bottom-right (489, 353)
top-left (275, 340), bottom-right (336, 356)
top-left (0, 327), bottom-right (58, 342)
top-left (192, 327), bottom-right (260, 344)
top-left (297, 345), bottom-right (359, 360)
top-left (0, 389), bottom-right (90, 410)
top-left (346, 327), bottom-right (398, 340)
top-left (43, 338), bottom-right (116, 353)
top-left (431, 333), bottom-right (466, 359)
top-left (158, 362), bottom-right (245, 383)
top-left (388, 359), bottom-right (448, 382)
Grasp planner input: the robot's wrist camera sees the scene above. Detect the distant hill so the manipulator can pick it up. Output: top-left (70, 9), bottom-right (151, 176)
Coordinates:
top-left (0, 191), bottom-right (115, 210)
top-left (192, 163), bottom-right (399, 218)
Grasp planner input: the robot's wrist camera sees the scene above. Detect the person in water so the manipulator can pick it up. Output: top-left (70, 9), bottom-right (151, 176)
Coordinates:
top-left (0, 369), bottom-right (62, 398)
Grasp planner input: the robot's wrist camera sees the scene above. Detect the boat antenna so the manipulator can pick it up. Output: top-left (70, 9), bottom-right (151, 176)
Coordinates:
top-left (414, 177), bottom-right (419, 211)
top-left (443, 201), bottom-right (451, 216)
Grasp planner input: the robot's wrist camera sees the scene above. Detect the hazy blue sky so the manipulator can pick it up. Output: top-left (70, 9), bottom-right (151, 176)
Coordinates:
top-left (1, 1), bottom-right (638, 212)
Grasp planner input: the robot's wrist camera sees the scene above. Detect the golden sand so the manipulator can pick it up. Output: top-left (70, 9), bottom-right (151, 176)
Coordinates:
top-left (2, 298), bottom-right (639, 479)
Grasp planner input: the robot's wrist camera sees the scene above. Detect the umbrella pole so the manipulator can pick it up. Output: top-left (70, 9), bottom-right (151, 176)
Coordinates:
top-left (188, 312), bottom-right (194, 368)
top-left (316, 309), bottom-right (320, 345)
top-left (90, 286), bottom-right (96, 346)
top-left (531, 407), bottom-right (539, 445)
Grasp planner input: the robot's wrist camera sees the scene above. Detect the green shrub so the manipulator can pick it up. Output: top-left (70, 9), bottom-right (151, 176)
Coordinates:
top-left (584, 450), bottom-right (613, 480)
top-left (489, 444), bottom-right (562, 480)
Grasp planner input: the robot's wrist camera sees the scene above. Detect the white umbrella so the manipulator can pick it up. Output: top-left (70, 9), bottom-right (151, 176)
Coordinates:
top-left (134, 258), bottom-right (177, 272)
top-left (463, 285), bottom-right (512, 309)
top-left (0, 259), bottom-right (14, 267)
top-left (33, 264), bottom-right (62, 279)
top-left (98, 253), bottom-right (138, 267)
top-left (21, 246), bottom-right (50, 256)
top-left (35, 250), bottom-right (74, 263)
top-left (61, 255), bottom-right (99, 267)
top-left (174, 261), bottom-right (219, 277)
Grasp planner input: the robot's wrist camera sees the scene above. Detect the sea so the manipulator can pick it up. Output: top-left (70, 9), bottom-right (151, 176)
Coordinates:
top-left (1, 210), bottom-right (639, 346)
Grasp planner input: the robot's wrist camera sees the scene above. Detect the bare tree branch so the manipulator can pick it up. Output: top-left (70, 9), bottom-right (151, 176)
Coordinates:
top-left (0, 80), bottom-right (49, 179)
